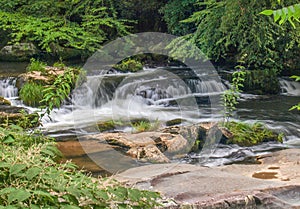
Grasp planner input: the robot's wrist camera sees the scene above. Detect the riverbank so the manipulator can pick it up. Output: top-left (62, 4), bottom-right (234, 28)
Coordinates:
top-left (115, 148), bottom-right (300, 208)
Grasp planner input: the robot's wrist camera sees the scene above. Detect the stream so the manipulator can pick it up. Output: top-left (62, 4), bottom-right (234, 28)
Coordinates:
top-left (1, 62), bottom-right (299, 171)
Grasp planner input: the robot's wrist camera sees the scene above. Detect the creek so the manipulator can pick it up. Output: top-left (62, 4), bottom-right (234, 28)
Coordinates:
top-left (1, 62), bottom-right (299, 170)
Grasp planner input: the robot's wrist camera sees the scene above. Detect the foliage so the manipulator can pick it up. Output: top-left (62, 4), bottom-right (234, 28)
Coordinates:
top-left (0, 0), bottom-right (129, 56)
top-left (19, 82), bottom-right (44, 107)
top-left (261, 3), bottom-right (300, 110)
top-left (181, 0), bottom-right (300, 71)
top-left (0, 127), bottom-right (161, 208)
top-left (222, 68), bottom-right (246, 122)
top-left (261, 3), bottom-right (300, 28)
top-left (41, 68), bottom-right (78, 117)
top-left (114, 59), bottom-right (143, 72)
top-left (225, 121), bottom-right (284, 146)
top-left (112, 0), bottom-right (167, 32)
top-left (289, 75), bottom-right (300, 111)
top-left (0, 111), bottom-right (40, 129)
top-left (26, 58), bottom-right (46, 73)
top-left (0, 125), bottom-right (51, 148)
top-left (242, 68), bottom-right (280, 94)
top-left (160, 0), bottom-right (197, 35)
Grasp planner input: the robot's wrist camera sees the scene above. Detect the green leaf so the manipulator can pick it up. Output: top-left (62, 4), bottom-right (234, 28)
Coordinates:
top-left (8, 189), bottom-right (31, 204)
top-left (10, 164), bottom-right (27, 176)
top-left (26, 167), bottom-right (42, 180)
top-left (0, 162), bottom-right (11, 168)
top-left (3, 134), bottom-right (15, 144)
top-left (260, 10), bottom-right (273, 16)
top-left (0, 187), bottom-right (16, 195)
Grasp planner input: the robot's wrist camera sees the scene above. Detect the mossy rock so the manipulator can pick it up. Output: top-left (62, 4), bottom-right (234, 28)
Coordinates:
top-left (113, 59), bottom-right (143, 72)
top-left (97, 121), bottom-right (118, 132)
top-left (166, 118), bottom-right (185, 126)
top-left (224, 121), bottom-right (283, 146)
top-left (0, 111), bottom-right (40, 129)
top-left (0, 97), bottom-right (11, 106)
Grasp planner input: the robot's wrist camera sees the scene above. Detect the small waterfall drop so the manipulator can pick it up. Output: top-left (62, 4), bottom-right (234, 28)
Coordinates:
top-left (0, 77), bottom-right (18, 98)
top-left (279, 78), bottom-right (300, 96)
top-left (44, 67), bottom-right (226, 132)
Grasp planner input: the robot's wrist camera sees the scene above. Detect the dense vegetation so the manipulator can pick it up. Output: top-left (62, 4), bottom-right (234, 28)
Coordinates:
top-left (0, 126), bottom-right (160, 208)
top-left (0, 0), bottom-right (299, 74)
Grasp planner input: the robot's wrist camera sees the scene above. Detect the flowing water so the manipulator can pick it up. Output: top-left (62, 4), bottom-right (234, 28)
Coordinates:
top-left (1, 63), bottom-right (299, 169)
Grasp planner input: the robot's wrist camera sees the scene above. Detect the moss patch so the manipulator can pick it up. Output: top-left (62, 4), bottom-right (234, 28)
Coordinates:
top-left (113, 59), bottom-right (143, 72)
top-left (224, 121), bottom-right (283, 146)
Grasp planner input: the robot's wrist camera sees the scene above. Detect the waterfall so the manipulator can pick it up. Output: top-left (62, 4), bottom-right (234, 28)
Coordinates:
top-left (0, 77), bottom-right (18, 98)
top-left (72, 68), bottom-right (226, 109)
top-left (279, 78), bottom-right (300, 96)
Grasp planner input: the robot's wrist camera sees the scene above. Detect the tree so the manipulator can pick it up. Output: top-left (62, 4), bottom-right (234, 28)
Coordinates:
top-left (178, 0), bottom-right (300, 72)
top-left (261, 3), bottom-right (300, 110)
top-left (0, 0), bottom-right (129, 57)
top-left (160, 0), bottom-right (197, 36)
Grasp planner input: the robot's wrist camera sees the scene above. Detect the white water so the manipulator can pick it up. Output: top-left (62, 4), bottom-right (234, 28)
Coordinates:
top-left (43, 68), bottom-right (226, 133)
top-left (279, 78), bottom-right (300, 96)
top-left (0, 77), bottom-right (18, 98)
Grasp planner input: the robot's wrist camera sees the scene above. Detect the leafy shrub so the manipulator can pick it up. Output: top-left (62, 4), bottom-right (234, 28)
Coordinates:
top-left (26, 58), bottom-right (46, 73)
top-left (224, 121), bottom-right (283, 146)
top-left (242, 68), bottom-right (280, 94)
top-left (41, 68), bottom-right (78, 117)
top-left (222, 69), bottom-right (246, 122)
top-left (19, 82), bottom-right (44, 107)
top-left (114, 59), bottom-right (143, 72)
top-left (0, 0), bottom-right (129, 55)
top-left (0, 127), bottom-right (161, 208)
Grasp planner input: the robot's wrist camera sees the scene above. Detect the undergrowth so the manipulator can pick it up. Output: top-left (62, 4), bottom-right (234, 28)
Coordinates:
top-left (0, 126), bottom-right (161, 208)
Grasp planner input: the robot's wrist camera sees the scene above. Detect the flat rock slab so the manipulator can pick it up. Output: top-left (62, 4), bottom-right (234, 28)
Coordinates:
top-left (116, 149), bottom-right (300, 208)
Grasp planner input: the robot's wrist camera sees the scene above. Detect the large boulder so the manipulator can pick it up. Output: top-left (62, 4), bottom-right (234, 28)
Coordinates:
top-left (0, 43), bottom-right (38, 61)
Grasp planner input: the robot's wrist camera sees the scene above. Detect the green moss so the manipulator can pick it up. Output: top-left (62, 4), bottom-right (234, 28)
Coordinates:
top-left (0, 111), bottom-right (40, 129)
top-left (97, 120), bottom-right (118, 132)
top-left (114, 59), bottom-right (143, 72)
top-left (19, 82), bottom-right (44, 107)
top-left (131, 119), bottom-right (160, 133)
top-left (224, 121), bottom-right (283, 146)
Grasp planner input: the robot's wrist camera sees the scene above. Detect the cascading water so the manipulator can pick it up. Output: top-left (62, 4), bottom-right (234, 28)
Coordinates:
top-left (0, 77), bottom-right (18, 98)
top-left (45, 67), bottom-right (226, 133)
top-left (279, 78), bottom-right (300, 96)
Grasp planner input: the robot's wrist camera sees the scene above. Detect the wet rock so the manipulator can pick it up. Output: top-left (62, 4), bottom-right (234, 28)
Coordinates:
top-left (127, 145), bottom-right (170, 163)
top-left (82, 131), bottom-right (188, 163)
top-left (97, 121), bottom-right (117, 132)
top-left (0, 111), bottom-right (39, 128)
top-left (165, 118), bottom-right (184, 126)
top-left (0, 42), bottom-right (38, 61)
top-left (0, 96), bottom-right (11, 105)
top-left (17, 66), bottom-right (65, 88)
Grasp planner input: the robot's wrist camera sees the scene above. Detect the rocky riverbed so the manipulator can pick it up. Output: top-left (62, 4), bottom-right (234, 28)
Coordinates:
top-left (115, 148), bottom-right (300, 208)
